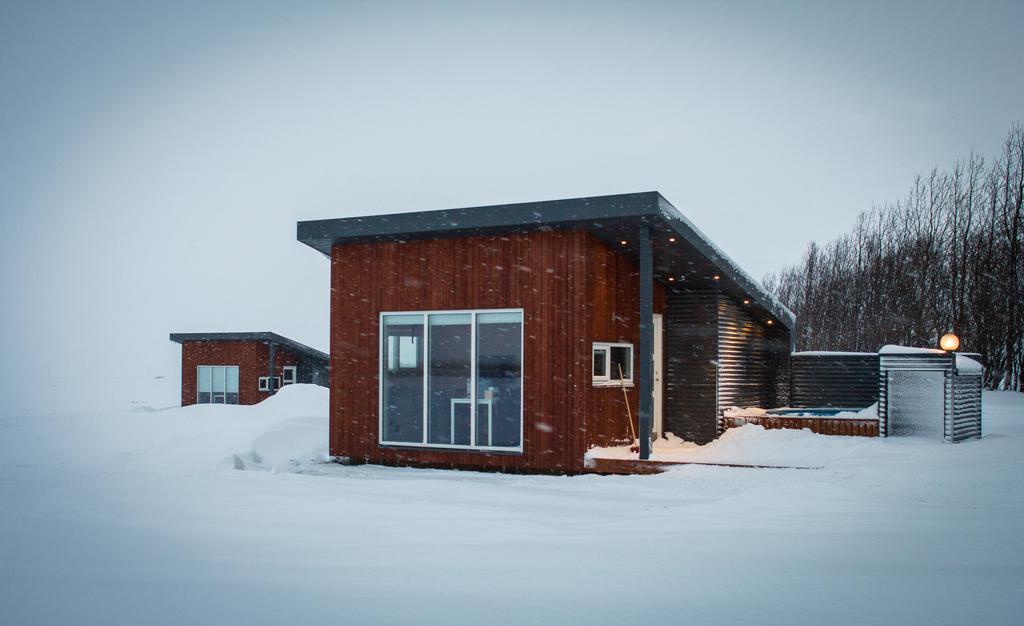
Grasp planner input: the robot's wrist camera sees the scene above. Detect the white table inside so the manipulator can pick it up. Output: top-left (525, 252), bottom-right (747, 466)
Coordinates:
top-left (449, 397), bottom-right (495, 446)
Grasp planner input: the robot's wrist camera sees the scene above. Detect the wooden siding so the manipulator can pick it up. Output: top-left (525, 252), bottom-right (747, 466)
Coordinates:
top-left (330, 229), bottom-right (663, 474)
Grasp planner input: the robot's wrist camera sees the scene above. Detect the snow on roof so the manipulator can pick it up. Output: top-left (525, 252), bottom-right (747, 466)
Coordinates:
top-left (878, 345), bottom-right (947, 355)
top-left (792, 351), bottom-right (877, 357)
top-left (956, 354), bottom-right (983, 373)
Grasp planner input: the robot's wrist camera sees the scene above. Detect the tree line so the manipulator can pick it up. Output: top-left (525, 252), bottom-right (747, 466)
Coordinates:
top-left (764, 123), bottom-right (1024, 391)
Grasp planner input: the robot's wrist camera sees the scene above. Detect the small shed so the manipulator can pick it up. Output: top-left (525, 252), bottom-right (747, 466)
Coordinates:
top-left (170, 332), bottom-right (329, 406)
top-left (878, 346), bottom-right (983, 442)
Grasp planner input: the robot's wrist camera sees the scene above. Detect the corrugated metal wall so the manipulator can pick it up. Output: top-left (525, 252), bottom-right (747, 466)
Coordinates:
top-left (790, 353), bottom-right (879, 408)
top-left (661, 291), bottom-right (792, 444)
top-left (878, 353), bottom-right (949, 437)
top-left (951, 374), bottom-right (983, 441)
top-left (662, 289), bottom-right (718, 443)
top-left (716, 296), bottom-right (790, 412)
top-left (878, 352), bottom-right (983, 442)
top-left (298, 353), bottom-right (330, 387)
top-left (717, 297), bottom-right (770, 410)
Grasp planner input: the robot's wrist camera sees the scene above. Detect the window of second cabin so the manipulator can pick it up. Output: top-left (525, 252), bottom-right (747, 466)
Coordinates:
top-left (198, 365), bottom-right (239, 404)
top-left (282, 366), bottom-right (297, 385)
top-left (592, 343), bottom-right (633, 386)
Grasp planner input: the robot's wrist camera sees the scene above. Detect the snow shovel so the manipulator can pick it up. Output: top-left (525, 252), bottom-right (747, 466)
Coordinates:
top-left (618, 363), bottom-right (639, 453)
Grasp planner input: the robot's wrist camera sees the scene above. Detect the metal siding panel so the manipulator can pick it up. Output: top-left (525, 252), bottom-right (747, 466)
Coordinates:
top-left (879, 353), bottom-right (983, 444)
top-left (662, 289), bottom-right (718, 443)
top-left (951, 374), bottom-right (983, 442)
top-left (790, 354), bottom-right (880, 408)
top-left (878, 368), bottom-right (888, 437)
top-left (716, 296), bottom-right (782, 417)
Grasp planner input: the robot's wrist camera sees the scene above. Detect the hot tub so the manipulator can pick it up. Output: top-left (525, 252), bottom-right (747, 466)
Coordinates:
top-left (722, 405), bottom-right (879, 437)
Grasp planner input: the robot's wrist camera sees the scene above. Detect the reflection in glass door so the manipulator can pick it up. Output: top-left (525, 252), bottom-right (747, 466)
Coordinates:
top-left (428, 313), bottom-right (472, 445)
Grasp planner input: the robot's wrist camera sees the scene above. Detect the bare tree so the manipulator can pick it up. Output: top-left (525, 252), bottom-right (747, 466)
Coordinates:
top-left (765, 123), bottom-right (1024, 392)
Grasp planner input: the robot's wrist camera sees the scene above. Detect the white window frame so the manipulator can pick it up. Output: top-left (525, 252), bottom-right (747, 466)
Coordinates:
top-left (592, 342), bottom-right (634, 387)
top-left (378, 308), bottom-right (525, 454)
top-left (196, 365), bottom-right (240, 404)
top-left (258, 376), bottom-right (281, 392)
top-left (282, 366), bottom-right (297, 385)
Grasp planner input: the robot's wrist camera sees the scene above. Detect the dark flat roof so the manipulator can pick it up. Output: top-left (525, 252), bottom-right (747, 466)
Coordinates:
top-left (296, 191), bottom-right (795, 329)
top-left (169, 332), bottom-right (328, 361)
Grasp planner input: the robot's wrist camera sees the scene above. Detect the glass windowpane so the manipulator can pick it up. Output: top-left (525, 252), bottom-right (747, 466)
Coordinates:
top-left (198, 366), bottom-right (212, 392)
top-left (428, 313), bottom-right (472, 445)
top-left (475, 312), bottom-right (522, 447)
top-left (610, 346), bottom-right (632, 380)
top-left (593, 348), bottom-right (608, 378)
top-left (382, 314), bottom-right (425, 443)
top-left (212, 366), bottom-right (226, 393)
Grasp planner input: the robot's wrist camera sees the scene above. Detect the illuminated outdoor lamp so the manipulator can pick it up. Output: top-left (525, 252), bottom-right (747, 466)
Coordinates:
top-left (939, 333), bottom-right (960, 352)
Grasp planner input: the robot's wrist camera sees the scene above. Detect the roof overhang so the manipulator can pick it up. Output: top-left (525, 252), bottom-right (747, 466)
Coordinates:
top-left (168, 332), bottom-right (328, 362)
top-left (296, 191), bottom-right (795, 330)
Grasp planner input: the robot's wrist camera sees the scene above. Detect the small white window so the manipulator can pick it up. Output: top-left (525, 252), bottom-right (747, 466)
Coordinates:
top-left (282, 366), bottom-right (297, 385)
top-left (258, 376), bottom-right (281, 392)
top-left (592, 342), bottom-right (633, 386)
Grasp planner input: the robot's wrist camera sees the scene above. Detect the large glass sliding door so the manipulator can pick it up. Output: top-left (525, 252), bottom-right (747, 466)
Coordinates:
top-left (380, 309), bottom-right (523, 452)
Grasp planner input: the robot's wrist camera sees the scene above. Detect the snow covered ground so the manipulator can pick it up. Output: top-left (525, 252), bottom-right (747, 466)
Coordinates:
top-left (2, 386), bottom-right (1022, 625)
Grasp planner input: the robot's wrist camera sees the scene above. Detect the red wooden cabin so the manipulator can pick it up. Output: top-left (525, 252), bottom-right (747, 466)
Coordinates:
top-left (297, 192), bottom-right (794, 473)
top-left (170, 332), bottom-right (328, 406)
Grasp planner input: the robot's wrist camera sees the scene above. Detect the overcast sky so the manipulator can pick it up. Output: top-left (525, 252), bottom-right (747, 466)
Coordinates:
top-left (2, 1), bottom-right (1021, 410)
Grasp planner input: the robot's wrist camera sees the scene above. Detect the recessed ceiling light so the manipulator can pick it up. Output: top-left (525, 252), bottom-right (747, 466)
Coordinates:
top-left (668, 277), bottom-right (675, 282)
top-left (713, 275), bottom-right (720, 280)
top-left (620, 240), bottom-right (628, 245)
top-left (766, 320), bottom-right (774, 325)
top-left (743, 299), bottom-right (750, 305)
top-left (668, 237), bottom-right (677, 243)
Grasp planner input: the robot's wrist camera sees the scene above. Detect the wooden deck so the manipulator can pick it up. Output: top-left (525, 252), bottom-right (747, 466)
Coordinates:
top-left (584, 457), bottom-right (821, 475)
